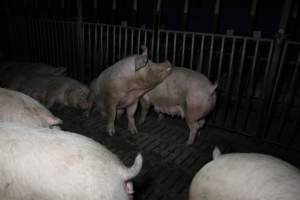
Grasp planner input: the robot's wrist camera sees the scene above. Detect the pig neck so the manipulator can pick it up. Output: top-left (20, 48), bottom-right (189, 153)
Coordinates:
top-left (129, 75), bottom-right (160, 92)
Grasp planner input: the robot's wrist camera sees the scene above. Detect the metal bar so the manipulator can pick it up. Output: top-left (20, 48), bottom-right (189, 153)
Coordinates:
top-left (105, 25), bottom-right (109, 66)
top-left (277, 53), bottom-right (300, 141)
top-left (278, 0), bottom-right (293, 33)
top-left (151, 31), bottom-right (154, 60)
top-left (100, 25), bottom-right (103, 67)
top-left (172, 33), bottom-right (177, 65)
top-left (87, 23), bottom-right (92, 81)
top-left (45, 21), bottom-right (51, 64)
top-left (93, 24), bottom-right (98, 76)
top-left (242, 40), bottom-right (259, 130)
top-left (262, 41), bottom-right (288, 139)
top-left (213, 0), bottom-right (221, 33)
top-left (61, 22), bottom-right (68, 69)
top-left (231, 39), bottom-right (247, 127)
top-left (180, 33), bottom-right (186, 67)
top-left (197, 35), bottom-right (205, 72)
top-left (189, 33), bottom-right (195, 69)
top-left (54, 21), bottom-right (60, 66)
top-left (130, 29), bottom-right (134, 55)
top-left (207, 35), bottom-right (214, 78)
top-left (222, 38), bottom-right (236, 126)
top-left (112, 26), bottom-right (116, 63)
top-left (164, 32), bottom-right (169, 60)
top-left (156, 30), bottom-right (160, 62)
top-left (217, 37), bottom-right (225, 80)
top-left (249, 0), bottom-right (258, 33)
top-left (137, 29), bottom-right (141, 53)
top-left (144, 31), bottom-right (147, 47)
top-left (118, 26), bottom-right (122, 60)
top-left (124, 28), bottom-right (128, 57)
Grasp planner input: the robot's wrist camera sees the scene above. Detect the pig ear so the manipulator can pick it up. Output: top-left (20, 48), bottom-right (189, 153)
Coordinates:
top-left (135, 55), bottom-right (148, 71)
top-left (210, 81), bottom-right (218, 93)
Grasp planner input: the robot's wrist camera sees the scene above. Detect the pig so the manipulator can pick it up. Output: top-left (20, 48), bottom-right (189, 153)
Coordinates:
top-left (0, 87), bottom-right (62, 128)
top-left (18, 75), bottom-right (91, 110)
top-left (0, 122), bottom-right (143, 200)
top-left (189, 147), bottom-right (300, 200)
top-left (139, 67), bottom-right (217, 145)
top-left (91, 46), bottom-right (172, 135)
top-left (0, 62), bottom-right (66, 89)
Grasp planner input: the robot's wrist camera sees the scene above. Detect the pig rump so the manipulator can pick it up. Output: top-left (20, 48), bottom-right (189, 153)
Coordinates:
top-left (189, 147), bottom-right (300, 200)
top-left (0, 123), bottom-right (142, 200)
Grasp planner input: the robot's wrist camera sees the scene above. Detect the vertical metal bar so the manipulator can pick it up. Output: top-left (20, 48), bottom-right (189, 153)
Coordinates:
top-left (182, 0), bottom-right (189, 30)
top-left (132, 0), bottom-right (137, 26)
top-left (172, 33), bottom-right (177, 65)
top-left (123, 28), bottom-right (128, 57)
top-left (277, 52), bottom-right (300, 142)
top-left (118, 26), bottom-right (122, 60)
top-left (278, 0), bottom-right (293, 34)
top-left (87, 23), bottom-right (92, 81)
top-left (50, 21), bottom-right (56, 65)
top-left (45, 21), bottom-right (51, 64)
top-left (242, 40), bottom-right (259, 130)
top-left (207, 35), bottom-right (215, 78)
top-left (217, 37), bottom-right (225, 80)
top-left (165, 31), bottom-right (169, 60)
top-left (213, 0), bottom-right (221, 33)
top-left (150, 31), bottom-right (155, 60)
top-left (262, 42), bottom-right (288, 139)
top-left (189, 33), bottom-right (195, 69)
top-left (112, 26), bottom-right (116, 63)
top-left (105, 25), bottom-right (109, 66)
top-left (61, 22), bottom-right (68, 69)
top-left (93, 24), bottom-right (98, 77)
top-left (222, 38), bottom-right (236, 126)
top-left (156, 30), bottom-right (160, 62)
top-left (180, 33), bottom-right (186, 67)
top-left (130, 28), bottom-right (134, 55)
top-left (100, 25), bottom-right (103, 67)
top-left (249, 0), bottom-right (258, 33)
top-left (144, 31), bottom-right (148, 46)
top-left (76, 0), bottom-right (84, 81)
top-left (137, 29), bottom-right (141, 53)
top-left (197, 35), bottom-right (205, 72)
top-left (54, 21), bottom-right (60, 66)
top-left (231, 39), bottom-right (247, 127)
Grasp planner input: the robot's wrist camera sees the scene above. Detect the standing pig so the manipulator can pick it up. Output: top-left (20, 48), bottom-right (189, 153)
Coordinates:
top-left (0, 87), bottom-right (62, 128)
top-left (18, 75), bottom-right (91, 110)
top-left (0, 122), bottom-right (143, 200)
top-left (139, 67), bottom-right (217, 145)
top-left (91, 46), bottom-right (172, 135)
top-left (189, 147), bottom-right (300, 200)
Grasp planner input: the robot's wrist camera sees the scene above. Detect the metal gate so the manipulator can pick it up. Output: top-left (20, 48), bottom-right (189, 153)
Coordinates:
top-left (5, 18), bottom-right (300, 151)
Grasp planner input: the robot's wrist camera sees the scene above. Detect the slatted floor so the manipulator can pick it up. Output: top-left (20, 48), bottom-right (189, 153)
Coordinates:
top-left (50, 106), bottom-right (300, 200)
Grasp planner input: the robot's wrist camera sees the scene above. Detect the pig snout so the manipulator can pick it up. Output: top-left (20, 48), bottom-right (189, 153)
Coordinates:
top-left (125, 181), bottom-right (134, 200)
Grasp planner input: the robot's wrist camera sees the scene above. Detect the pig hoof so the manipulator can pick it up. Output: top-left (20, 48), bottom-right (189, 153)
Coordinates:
top-left (107, 127), bottom-right (115, 136)
top-left (129, 126), bottom-right (138, 134)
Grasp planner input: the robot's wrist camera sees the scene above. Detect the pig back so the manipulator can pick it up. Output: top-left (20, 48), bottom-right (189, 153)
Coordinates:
top-left (189, 152), bottom-right (300, 200)
top-left (0, 123), bottom-right (142, 200)
top-left (0, 88), bottom-right (62, 128)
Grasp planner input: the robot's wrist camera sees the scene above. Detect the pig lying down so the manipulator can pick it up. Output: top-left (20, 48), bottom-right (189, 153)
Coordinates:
top-left (0, 87), bottom-right (62, 128)
top-left (189, 147), bottom-right (300, 200)
top-left (0, 123), bottom-right (143, 200)
top-left (91, 46), bottom-right (172, 135)
top-left (18, 75), bottom-right (91, 110)
top-left (139, 67), bottom-right (217, 144)
top-left (0, 62), bottom-right (66, 89)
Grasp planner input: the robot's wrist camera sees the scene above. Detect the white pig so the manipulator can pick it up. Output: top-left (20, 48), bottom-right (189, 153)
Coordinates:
top-left (91, 46), bottom-right (172, 135)
top-left (189, 147), bottom-right (300, 200)
top-left (0, 122), bottom-right (143, 200)
top-left (139, 67), bottom-right (217, 145)
top-left (0, 87), bottom-right (62, 128)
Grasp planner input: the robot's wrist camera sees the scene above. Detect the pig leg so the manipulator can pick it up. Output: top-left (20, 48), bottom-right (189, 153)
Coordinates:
top-left (127, 102), bottom-right (138, 134)
top-left (106, 104), bottom-right (117, 136)
top-left (157, 113), bottom-right (165, 121)
top-left (185, 107), bottom-right (204, 145)
top-left (138, 97), bottom-right (151, 124)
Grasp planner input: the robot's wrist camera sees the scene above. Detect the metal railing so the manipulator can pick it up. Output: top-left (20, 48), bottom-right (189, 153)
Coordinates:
top-left (5, 18), bottom-right (300, 151)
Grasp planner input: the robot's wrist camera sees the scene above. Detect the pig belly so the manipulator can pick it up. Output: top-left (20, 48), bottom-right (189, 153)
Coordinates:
top-left (118, 89), bottom-right (147, 108)
top-left (153, 104), bottom-right (184, 118)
